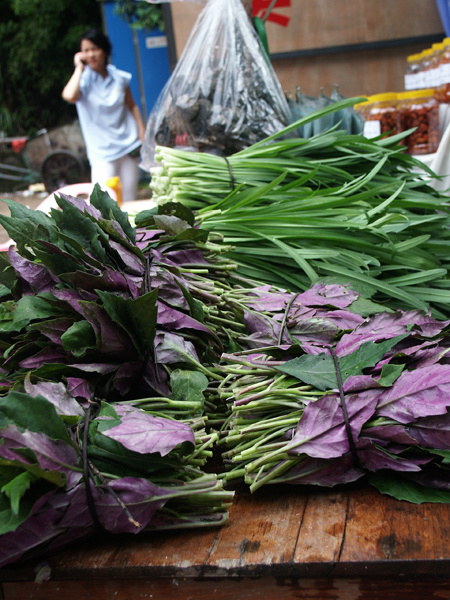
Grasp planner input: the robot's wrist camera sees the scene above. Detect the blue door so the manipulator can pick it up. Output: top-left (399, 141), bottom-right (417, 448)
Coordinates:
top-left (101, 1), bottom-right (172, 120)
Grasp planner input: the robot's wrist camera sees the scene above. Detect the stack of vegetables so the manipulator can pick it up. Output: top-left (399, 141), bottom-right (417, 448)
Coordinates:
top-left (212, 283), bottom-right (450, 502)
top-left (1, 97), bottom-right (450, 568)
top-left (149, 97), bottom-right (450, 319)
top-left (0, 189), bottom-right (237, 567)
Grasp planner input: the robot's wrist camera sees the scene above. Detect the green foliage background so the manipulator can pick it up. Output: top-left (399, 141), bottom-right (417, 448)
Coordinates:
top-left (0, 0), bottom-right (103, 136)
top-left (0, 0), bottom-right (163, 137)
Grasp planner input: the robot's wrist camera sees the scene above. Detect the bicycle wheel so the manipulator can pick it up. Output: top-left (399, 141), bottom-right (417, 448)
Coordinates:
top-left (40, 150), bottom-right (86, 193)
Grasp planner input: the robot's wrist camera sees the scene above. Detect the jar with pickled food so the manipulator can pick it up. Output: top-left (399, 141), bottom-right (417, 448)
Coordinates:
top-left (438, 37), bottom-right (450, 102)
top-left (356, 93), bottom-right (401, 139)
top-left (401, 89), bottom-right (441, 154)
top-left (404, 53), bottom-right (423, 90)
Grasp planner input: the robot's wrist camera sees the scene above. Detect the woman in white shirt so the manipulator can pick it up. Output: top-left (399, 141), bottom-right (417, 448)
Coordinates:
top-left (62, 28), bottom-right (146, 204)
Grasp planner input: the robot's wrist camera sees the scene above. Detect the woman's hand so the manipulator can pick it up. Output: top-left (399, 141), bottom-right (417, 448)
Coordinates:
top-left (62, 53), bottom-right (85, 103)
top-left (74, 52), bottom-right (86, 70)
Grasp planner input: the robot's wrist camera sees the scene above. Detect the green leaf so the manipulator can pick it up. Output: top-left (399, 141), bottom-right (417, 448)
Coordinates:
top-left (0, 490), bottom-right (35, 535)
top-left (61, 320), bottom-right (97, 357)
top-left (171, 369), bottom-right (209, 413)
top-left (1, 470), bottom-right (37, 515)
top-left (12, 294), bottom-right (65, 329)
top-left (368, 471), bottom-right (450, 504)
top-left (0, 200), bottom-right (54, 255)
top-left (0, 392), bottom-right (72, 444)
top-left (377, 363), bottom-right (405, 387)
top-left (277, 335), bottom-right (407, 390)
top-left (89, 183), bottom-right (136, 243)
top-left (175, 280), bottom-right (205, 323)
top-left (96, 288), bottom-right (158, 356)
top-left (93, 402), bottom-right (121, 434)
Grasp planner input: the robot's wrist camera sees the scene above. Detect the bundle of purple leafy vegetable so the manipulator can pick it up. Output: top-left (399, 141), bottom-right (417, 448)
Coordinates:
top-left (0, 187), bottom-right (449, 570)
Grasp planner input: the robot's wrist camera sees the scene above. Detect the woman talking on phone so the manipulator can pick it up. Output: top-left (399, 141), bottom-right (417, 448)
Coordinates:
top-left (62, 28), bottom-right (146, 204)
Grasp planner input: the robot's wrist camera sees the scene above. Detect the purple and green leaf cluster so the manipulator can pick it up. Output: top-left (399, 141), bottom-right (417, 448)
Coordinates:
top-left (1, 188), bottom-right (450, 571)
top-left (216, 283), bottom-right (450, 503)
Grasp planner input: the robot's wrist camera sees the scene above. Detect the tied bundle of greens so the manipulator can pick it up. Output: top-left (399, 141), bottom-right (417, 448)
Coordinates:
top-left (0, 188), bottom-right (237, 568)
top-left (149, 97), bottom-right (450, 319)
top-left (1, 187), bottom-right (450, 570)
top-left (212, 282), bottom-right (450, 503)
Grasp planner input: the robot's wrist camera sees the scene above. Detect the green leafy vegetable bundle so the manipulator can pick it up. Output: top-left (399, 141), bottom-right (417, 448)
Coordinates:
top-left (211, 283), bottom-right (450, 503)
top-left (1, 184), bottom-right (450, 570)
top-left (0, 188), bottom-right (238, 568)
top-left (149, 97), bottom-right (450, 319)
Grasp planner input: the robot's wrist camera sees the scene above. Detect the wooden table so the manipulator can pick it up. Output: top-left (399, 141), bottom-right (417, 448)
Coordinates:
top-left (1, 483), bottom-right (449, 600)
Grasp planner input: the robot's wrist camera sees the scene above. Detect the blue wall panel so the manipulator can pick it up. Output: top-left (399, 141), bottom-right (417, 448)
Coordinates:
top-left (102, 2), bottom-right (171, 120)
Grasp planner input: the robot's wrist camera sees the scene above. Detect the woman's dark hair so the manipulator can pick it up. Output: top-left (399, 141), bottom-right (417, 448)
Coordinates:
top-left (80, 28), bottom-right (112, 58)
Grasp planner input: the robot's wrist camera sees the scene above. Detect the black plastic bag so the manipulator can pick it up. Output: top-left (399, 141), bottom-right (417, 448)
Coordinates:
top-left (140, 0), bottom-right (291, 170)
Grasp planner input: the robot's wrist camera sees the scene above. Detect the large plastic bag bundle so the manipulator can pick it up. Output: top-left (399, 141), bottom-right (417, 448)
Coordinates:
top-left (330, 84), bottom-right (365, 135)
top-left (140, 0), bottom-right (292, 170)
top-left (287, 87), bottom-right (318, 138)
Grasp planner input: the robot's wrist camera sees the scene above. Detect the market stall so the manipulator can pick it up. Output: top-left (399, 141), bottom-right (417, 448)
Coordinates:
top-left (1, 3), bottom-right (450, 599)
top-left (1, 483), bottom-right (450, 600)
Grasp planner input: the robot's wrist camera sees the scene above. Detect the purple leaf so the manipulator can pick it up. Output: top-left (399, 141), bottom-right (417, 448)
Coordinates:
top-left (375, 365), bottom-right (450, 423)
top-left (95, 477), bottom-right (169, 533)
top-left (78, 301), bottom-right (138, 356)
top-left (165, 248), bottom-right (211, 267)
top-left (103, 405), bottom-right (195, 456)
top-left (294, 283), bottom-right (359, 308)
top-left (135, 228), bottom-right (163, 249)
top-left (157, 302), bottom-right (212, 336)
top-left (242, 310), bottom-right (281, 347)
top-left (0, 494), bottom-right (74, 568)
top-left (337, 310), bottom-right (448, 356)
top-left (313, 308), bottom-right (365, 331)
top-left (406, 412), bottom-right (450, 449)
top-left (52, 288), bottom-right (98, 312)
top-left (8, 249), bottom-right (55, 293)
top-left (109, 240), bottom-right (145, 276)
top-left (65, 377), bottom-right (92, 402)
top-left (357, 438), bottom-right (430, 472)
top-left (19, 347), bottom-right (66, 369)
top-left (362, 423), bottom-right (419, 446)
top-left (267, 455), bottom-right (363, 487)
top-left (0, 425), bottom-right (80, 485)
top-left (30, 317), bottom-right (75, 344)
top-left (287, 316), bottom-right (340, 346)
top-left (58, 192), bottom-right (102, 220)
top-left (154, 331), bottom-right (199, 365)
top-left (289, 390), bottom-right (379, 459)
top-left (24, 379), bottom-right (84, 417)
top-left (62, 269), bottom-right (138, 296)
top-left (241, 286), bottom-right (293, 312)
top-left (67, 362), bottom-right (119, 375)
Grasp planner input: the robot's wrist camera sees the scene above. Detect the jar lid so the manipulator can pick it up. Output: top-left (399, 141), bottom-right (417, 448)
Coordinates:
top-left (366, 92), bottom-right (398, 103)
top-left (401, 88), bottom-right (436, 99)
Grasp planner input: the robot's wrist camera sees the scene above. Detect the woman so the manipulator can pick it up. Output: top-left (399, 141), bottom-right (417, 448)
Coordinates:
top-left (62, 28), bottom-right (146, 204)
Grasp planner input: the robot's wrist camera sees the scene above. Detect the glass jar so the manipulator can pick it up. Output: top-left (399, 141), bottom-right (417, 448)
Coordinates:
top-left (400, 89), bottom-right (441, 154)
top-left (356, 93), bottom-right (401, 139)
top-left (404, 53), bottom-right (422, 91)
top-left (421, 48), bottom-right (435, 89)
top-left (438, 37), bottom-right (450, 103)
top-left (429, 43), bottom-right (444, 89)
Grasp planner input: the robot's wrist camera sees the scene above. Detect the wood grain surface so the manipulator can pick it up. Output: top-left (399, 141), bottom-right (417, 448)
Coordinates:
top-left (1, 482), bottom-right (449, 599)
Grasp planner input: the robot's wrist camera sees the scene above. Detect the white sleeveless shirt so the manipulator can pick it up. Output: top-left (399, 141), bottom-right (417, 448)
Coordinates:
top-left (76, 64), bottom-right (141, 164)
